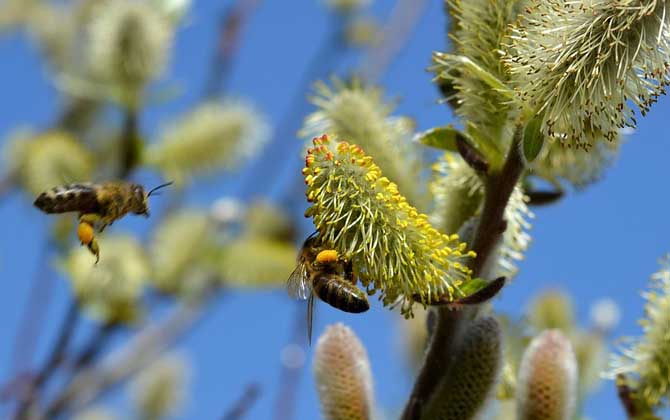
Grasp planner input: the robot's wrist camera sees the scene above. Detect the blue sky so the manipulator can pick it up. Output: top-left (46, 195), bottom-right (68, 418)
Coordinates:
top-left (1, 0), bottom-right (669, 419)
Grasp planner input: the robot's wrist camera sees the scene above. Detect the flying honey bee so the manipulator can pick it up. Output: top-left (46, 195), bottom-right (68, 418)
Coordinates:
top-left (34, 180), bottom-right (172, 262)
top-left (287, 233), bottom-right (369, 343)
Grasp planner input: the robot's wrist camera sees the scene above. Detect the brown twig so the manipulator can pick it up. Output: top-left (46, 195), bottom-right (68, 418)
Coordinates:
top-left (203, 0), bottom-right (261, 99)
top-left (221, 383), bottom-right (262, 420)
top-left (9, 241), bottom-right (56, 379)
top-left (616, 374), bottom-right (638, 419)
top-left (358, 0), bottom-right (430, 81)
top-left (43, 289), bottom-right (217, 419)
top-left (119, 107), bottom-right (140, 179)
top-left (13, 300), bottom-right (80, 420)
top-left (69, 322), bottom-right (118, 372)
top-left (12, 98), bottom-right (142, 419)
top-left (0, 172), bottom-right (16, 198)
top-left (400, 127), bottom-right (525, 420)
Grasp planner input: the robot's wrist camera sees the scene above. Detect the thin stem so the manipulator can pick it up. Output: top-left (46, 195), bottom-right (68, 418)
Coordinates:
top-left (616, 374), bottom-right (638, 419)
top-left (44, 285), bottom-right (219, 419)
top-left (69, 323), bottom-right (118, 371)
top-left (470, 128), bottom-right (525, 276)
top-left (203, 0), bottom-right (260, 100)
top-left (10, 241), bottom-right (55, 379)
top-left (400, 127), bottom-right (525, 420)
top-left (221, 383), bottom-right (261, 420)
top-left (13, 300), bottom-right (80, 420)
top-left (358, 0), bottom-right (429, 81)
top-left (0, 172), bottom-right (16, 199)
top-left (239, 13), bottom-right (346, 199)
top-left (119, 108), bottom-right (140, 179)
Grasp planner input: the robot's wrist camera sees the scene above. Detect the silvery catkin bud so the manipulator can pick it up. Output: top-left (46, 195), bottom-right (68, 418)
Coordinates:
top-left (421, 316), bottom-right (503, 420)
top-left (517, 330), bottom-right (577, 420)
top-left (313, 323), bottom-right (374, 420)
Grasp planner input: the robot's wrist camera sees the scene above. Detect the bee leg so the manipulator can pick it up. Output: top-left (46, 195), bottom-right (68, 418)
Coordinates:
top-left (87, 237), bottom-right (100, 264)
top-left (343, 259), bottom-right (357, 285)
top-left (79, 213), bottom-right (100, 227)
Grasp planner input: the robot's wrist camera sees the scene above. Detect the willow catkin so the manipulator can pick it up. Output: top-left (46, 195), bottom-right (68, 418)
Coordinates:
top-left (313, 323), bottom-right (374, 420)
top-left (517, 329), bottom-right (577, 420)
top-left (421, 316), bottom-right (503, 420)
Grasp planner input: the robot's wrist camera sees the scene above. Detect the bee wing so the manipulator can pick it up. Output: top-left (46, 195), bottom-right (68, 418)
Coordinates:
top-left (287, 262), bottom-right (311, 300)
top-left (307, 292), bottom-right (315, 346)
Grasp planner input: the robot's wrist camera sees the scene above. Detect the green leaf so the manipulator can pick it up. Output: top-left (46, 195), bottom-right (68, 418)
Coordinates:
top-left (456, 277), bottom-right (506, 304)
top-left (522, 117), bottom-right (544, 163)
top-left (413, 125), bottom-right (464, 151)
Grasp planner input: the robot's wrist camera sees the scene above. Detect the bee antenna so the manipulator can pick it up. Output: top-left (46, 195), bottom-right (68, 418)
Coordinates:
top-left (147, 181), bottom-right (174, 197)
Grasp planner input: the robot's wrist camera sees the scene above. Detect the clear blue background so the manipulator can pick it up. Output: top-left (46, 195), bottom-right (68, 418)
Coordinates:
top-left (1, 0), bottom-right (668, 419)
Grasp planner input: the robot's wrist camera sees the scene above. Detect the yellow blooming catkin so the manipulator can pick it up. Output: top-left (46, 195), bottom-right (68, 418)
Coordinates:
top-left (610, 255), bottom-right (670, 411)
top-left (303, 135), bottom-right (475, 316)
top-left (313, 323), bottom-right (374, 420)
top-left (301, 78), bottom-right (420, 205)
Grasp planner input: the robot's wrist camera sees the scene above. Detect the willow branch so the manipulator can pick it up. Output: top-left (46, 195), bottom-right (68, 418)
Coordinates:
top-left (401, 127), bottom-right (525, 420)
top-left (69, 322), bottom-right (118, 372)
top-left (203, 0), bottom-right (261, 99)
top-left (119, 107), bottom-right (140, 178)
top-left (13, 300), bottom-right (80, 420)
top-left (358, 0), bottom-right (429, 81)
top-left (616, 374), bottom-right (638, 419)
top-left (9, 241), bottom-right (56, 379)
top-left (221, 383), bottom-right (261, 420)
top-left (43, 294), bottom-right (214, 419)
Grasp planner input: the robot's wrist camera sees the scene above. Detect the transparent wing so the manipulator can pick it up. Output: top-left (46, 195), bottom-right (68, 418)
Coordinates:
top-left (287, 263), bottom-right (311, 300)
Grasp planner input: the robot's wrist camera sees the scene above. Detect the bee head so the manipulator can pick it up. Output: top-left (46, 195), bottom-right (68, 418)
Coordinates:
top-left (130, 184), bottom-right (150, 217)
top-left (135, 181), bottom-right (173, 217)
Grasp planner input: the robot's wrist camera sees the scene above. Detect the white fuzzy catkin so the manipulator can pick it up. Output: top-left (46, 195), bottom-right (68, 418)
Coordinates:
top-left (517, 330), bottom-right (577, 420)
top-left (313, 323), bottom-right (374, 420)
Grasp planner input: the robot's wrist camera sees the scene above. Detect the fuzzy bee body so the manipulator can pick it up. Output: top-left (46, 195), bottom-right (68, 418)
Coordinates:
top-left (34, 180), bottom-right (171, 262)
top-left (312, 274), bottom-right (369, 314)
top-left (287, 233), bottom-right (370, 343)
top-left (34, 181), bottom-right (151, 227)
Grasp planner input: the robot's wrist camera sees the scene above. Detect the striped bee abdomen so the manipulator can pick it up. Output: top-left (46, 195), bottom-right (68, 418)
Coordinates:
top-left (313, 275), bottom-right (370, 313)
top-left (34, 184), bottom-right (100, 214)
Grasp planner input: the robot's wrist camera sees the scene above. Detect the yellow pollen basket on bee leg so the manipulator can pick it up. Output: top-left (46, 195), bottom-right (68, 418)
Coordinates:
top-left (77, 221), bottom-right (95, 245)
top-left (77, 220), bottom-right (100, 263)
top-left (316, 249), bottom-right (339, 264)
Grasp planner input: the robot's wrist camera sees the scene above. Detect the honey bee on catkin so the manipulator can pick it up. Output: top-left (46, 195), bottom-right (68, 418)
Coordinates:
top-left (287, 233), bottom-right (369, 344)
top-left (34, 181), bottom-right (172, 262)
